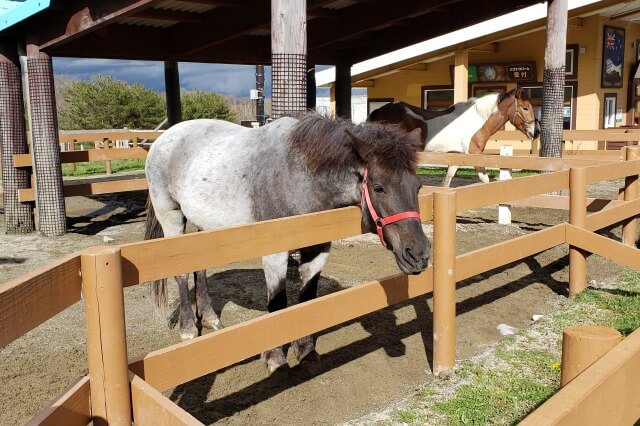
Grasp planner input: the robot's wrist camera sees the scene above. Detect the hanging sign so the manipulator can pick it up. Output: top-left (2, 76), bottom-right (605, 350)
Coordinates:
top-left (506, 63), bottom-right (536, 81)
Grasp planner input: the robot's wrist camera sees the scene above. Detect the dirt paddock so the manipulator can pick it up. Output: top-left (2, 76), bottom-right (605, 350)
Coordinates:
top-left (0, 176), bottom-right (626, 425)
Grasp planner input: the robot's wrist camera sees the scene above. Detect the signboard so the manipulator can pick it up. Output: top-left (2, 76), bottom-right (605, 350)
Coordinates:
top-left (477, 64), bottom-right (506, 82)
top-left (468, 65), bottom-right (478, 83)
top-left (506, 63), bottom-right (536, 81)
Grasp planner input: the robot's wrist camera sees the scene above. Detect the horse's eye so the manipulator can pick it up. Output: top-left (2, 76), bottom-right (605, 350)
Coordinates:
top-left (373, 183), bottom-right (384, 193)
top-left (523, 107), bottom-right (529, 111)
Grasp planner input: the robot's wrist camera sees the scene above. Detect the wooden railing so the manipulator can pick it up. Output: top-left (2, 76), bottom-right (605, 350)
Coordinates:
top-left (3, 142), bottom-right (640, 424)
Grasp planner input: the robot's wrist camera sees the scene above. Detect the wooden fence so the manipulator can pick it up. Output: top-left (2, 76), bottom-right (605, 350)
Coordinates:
top-left (2, 146), bottom-right (640, 424)
top-left (13, 130), bottom-right (162, 202)
top-left (8, 128), bottom-right (640, 205)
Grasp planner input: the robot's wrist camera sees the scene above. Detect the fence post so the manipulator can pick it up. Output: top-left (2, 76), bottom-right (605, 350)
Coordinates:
top-left (622, 146), bottom-right (639, 246)
top-left (569, 167), bottom-right (587, 297)
top-left (81, 246), bottom-right (131, 425)
top-left (498, 145), bottom-right (513, 224)
top-left (560, 326), bottom-right (621, 386)
top-left (433, 190), bottom-right (457, 374)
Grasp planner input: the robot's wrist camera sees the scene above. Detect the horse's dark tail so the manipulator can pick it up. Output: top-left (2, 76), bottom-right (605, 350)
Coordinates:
top-left (144, 196), bottom-right (168, 311)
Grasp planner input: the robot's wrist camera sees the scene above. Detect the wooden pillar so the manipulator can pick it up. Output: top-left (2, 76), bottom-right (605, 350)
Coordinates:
top-left (25, 41), bottom-right (66, 236)
top-left (453, 49), bottom-right (468, 103)
top-left (540, 0), bottom-right (568, 158)
top-left (164, 60), bottom-right (182, 127)
top-left (0, 40), bottom-right (34, 233)
top-left (569, 167), bottom-right (587, 296)
top-left (271, 0), bottom-right (307, 119)
top-left (433, 190), bottom-right (457, 374)
top-left (307, 65), bottom-right (316, 110)
top-left (561, 326), bottom-right (621, 386)
top-left (335, 61), bottom-right (351, 119)
top-left (81, 246), bottom-right (131, 426)
top-left (622, 146), bottom-right (639, 246)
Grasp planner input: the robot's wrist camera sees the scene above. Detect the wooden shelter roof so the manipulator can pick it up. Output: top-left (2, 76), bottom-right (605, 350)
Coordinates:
top-left (0, 0), bottom-right (543, 65)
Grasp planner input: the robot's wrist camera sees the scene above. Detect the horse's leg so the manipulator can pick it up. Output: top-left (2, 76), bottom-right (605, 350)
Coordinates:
top-left (475, 166), bottom-right (490, 183)
top-left (175, 273), bottom-right (198, 340)
top-left (291, 243), bottom-right (331, 364)
top-left (261, 251), bottom-right (290, 374)
top-left (442, 165), bottom-right (458, 187)
top-left (194, 270), bottom-right (222, 330)
top-left (155, 204), bottom-right (199, 340)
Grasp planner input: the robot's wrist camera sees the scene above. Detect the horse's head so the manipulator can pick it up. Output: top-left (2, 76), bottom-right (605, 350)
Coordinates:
top-left (345, 125), bottom-right (430, 275)
top-left (507, 88), bottom-right (539, 140)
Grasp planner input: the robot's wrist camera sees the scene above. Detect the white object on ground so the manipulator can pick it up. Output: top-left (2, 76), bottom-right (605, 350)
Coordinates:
top-left (532, 314), bottom-right (544, 322)
top-left (497, 323), bottom-right (516, 335)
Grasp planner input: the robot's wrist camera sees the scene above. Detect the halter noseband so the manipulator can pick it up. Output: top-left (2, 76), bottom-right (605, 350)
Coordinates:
top-left (361, 168), bottom-right (421, 249)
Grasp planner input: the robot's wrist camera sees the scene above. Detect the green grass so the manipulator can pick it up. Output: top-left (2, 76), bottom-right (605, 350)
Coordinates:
top-left (393, 268), bottom-right (640, 425)
top-left (62, 159), bottom-right (145, 177)
top-left (416, 166), bottom-right (537, 179)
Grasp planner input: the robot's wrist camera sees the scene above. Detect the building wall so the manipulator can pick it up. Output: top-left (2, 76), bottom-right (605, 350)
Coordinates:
top-left (364, 15), bottom-right (640, 133)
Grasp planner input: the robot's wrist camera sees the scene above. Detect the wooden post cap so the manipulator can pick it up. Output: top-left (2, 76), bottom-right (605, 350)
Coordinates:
top-left (561, 326), bottom-right (622, 387)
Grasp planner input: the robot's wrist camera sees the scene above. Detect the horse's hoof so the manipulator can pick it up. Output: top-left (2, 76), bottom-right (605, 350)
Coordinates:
top-left (262, 348), bottom-right (288, 376)
top-left (201, 317), bottom-right (223, 330)
top-left (267, 362), bottom-right (291, 378)
top-left (298, 350), bottom-right (322, 377)
top-left (179, 324), bottom-right (199, 340)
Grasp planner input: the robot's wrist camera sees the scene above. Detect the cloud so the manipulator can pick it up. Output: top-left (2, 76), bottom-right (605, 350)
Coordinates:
top-left (52, 58), bottom-right (273, 98)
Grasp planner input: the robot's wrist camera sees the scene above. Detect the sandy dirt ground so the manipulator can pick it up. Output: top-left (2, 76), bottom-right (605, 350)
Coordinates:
top-left (0, 175), bottom-right (626, 425)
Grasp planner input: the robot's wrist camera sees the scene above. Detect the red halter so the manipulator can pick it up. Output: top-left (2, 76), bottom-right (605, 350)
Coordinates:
top-left (361, 168), bottom-right (421, 248)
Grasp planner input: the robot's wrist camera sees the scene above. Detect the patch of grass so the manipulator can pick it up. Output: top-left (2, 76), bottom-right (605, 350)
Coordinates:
top-left (394, 267), bottom-right (640, 425)
top-left (62, 159), bottom-right (145, 177)
top-left (416, 166), bottom-right (536, 179)
top-left (433, 365), bottom-right (556, 425)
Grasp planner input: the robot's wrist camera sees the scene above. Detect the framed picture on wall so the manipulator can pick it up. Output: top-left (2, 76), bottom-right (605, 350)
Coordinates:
top-left (601, 25), bottom-right (625, 88)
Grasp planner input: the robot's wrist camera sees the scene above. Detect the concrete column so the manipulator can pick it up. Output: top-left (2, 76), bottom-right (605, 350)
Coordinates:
top-left (0, 40), bottom-right (34, 233)
top-left (26, 42), bottom-right (66, 236)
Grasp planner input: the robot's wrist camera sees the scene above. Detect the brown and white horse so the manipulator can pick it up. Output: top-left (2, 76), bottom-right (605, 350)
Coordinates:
top-left (369, 88), bottom-right (539, 187)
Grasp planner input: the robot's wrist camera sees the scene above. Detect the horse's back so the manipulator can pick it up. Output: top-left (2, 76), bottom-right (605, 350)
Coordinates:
top-left (424, 102), bottom-right (486, 153)
top-left (146, 118), bottom-right (297, 230)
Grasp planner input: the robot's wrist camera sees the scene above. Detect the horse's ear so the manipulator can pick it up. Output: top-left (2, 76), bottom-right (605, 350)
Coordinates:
top-left (514, 87), bottom-right (525, 99)
top-left (344, 128), bottom-right (371, 161)
top-left (407, 127), bottom-right (423, 149)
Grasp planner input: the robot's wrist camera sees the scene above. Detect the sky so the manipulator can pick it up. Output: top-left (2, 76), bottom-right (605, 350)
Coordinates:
top-left (52, 58), bottom-right (276, 98)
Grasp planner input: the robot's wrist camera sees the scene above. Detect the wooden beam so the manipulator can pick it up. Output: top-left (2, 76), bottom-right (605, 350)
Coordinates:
top-left (131, 8), bottom-right (203, 24)
top-left (36, 0), bottom-right (161, 50)
top-left (454, 171), bottom-right (570, 212)
top-left (308, 1), bottom-right (460, 51)
top-left (0, 254), bottom-right (82, 348)
top-left (129, 271), bottom-right (433, 391)
top-left (26, 376), bottom-right (91, 426)
top-left (18, 178), bottom-right (148, 202)
top-left (585, 198), bottom-right (640, 232)
top-left (130, 373), bottom-right (203, 425)
top-left (456, 224), bottom-right (567, 282)
top-left (566, 225), bottom-right (640, 270)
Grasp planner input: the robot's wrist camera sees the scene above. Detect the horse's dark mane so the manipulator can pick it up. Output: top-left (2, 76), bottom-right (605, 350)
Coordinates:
top-left (288, 113), bottom-right (417, 173)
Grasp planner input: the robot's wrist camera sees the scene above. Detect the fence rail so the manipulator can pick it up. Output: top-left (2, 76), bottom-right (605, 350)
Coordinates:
top-left (2, 144), bottom-right (640, 424)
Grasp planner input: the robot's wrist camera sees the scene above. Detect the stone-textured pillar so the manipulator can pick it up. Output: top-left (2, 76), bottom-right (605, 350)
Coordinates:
top-left (164, 60), bottom-right (182, 127)
top-left (26, 43), bottom-right (66, 236)
top-left (271, 0), bottom-right (307, 118)
top-left (540, 0), bottom-right (568, 158)
top-left (335, 61), bottom-right (352, 119)
top-left (0, 41), bottom-right (34, 233)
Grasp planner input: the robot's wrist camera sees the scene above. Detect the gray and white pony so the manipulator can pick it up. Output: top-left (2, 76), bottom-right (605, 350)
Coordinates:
top-left (144, 113), bottom-right (430, 373)
top-left (370, 88), bottom-right (539, 187)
